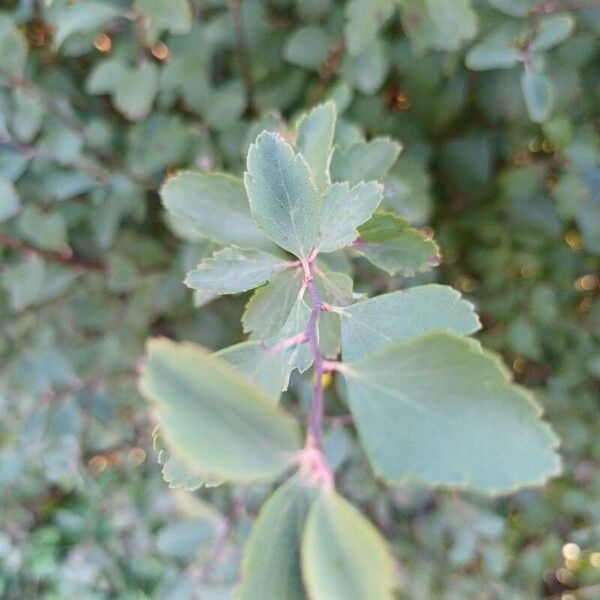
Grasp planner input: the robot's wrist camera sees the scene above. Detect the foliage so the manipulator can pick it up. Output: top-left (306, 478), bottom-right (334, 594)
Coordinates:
top-left (1, 0), bottom-right (600, 599)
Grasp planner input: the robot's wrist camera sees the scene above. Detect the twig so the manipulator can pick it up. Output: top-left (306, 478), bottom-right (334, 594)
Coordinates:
top-left (0, 233), bottom-right (107, 272)
top-left (228, 0), bottom-right (257, 117)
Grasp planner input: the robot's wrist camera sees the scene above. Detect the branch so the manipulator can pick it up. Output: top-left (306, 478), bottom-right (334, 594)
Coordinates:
top-left (228, 0), bottom-right (257, 117)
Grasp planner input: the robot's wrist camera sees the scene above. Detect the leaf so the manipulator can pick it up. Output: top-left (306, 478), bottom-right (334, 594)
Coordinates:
top-left (532, 15), bottom-right (576, 51)
top-left (140, 339), bottom-right (301, 483)
top-left (284, 26), bottom-right (335, 70)
top-left (184, 248), bottom-right (291, 295)
top-left (339, 284), bottom-right (481, 361)
top-left (425, 0), bottom-right (478, 50)
top-left (245, 131), bottom-right (321, 259)
top-left (343, 333), bottom-right (562, 493)
top-left (237, 478), bottom-right (317, 600)
top-left (52, 0), bottom-right (120, 49)
top-left (113, 62), bottom-right (160, 121)
top-left (0, 176), bottom-right (20, 222)
top-left (19, 206), bottom-right (68, 253)
top-left (135, 0), bottom-right (192, 43)
top-left (343, 40), bottom-right (390, 95)
top-left (216, 341), bottom-right (290, 402)
top-left (354, 212), bottom-right (440, 276)
top-left (0, 16), bottom-right (27, 76)
top-left (330, 138), bottom-right (402, 186)
top-left (161, 172), bottom-right (274, 251)
top-left (318, 181), bottom-right (384, 253)
top-left (295, 102), bottom-right (337, 194)
top-left (302, 491), bottom-right (396, 600)
top-left (487, 0), bottom-right (533, 17)
top-left (521, 70), bottom-right (553, 123)
top-left (465, 28), bottom-right (522, 71)
top-left (345, 0), bottom-right (395, 56)
top-left (243, 269), bottom-right (305, 339)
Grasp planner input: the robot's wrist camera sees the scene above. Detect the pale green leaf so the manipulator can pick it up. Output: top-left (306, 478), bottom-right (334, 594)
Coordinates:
top-left (140, 339), bottom-right (301, 483)
top-left (318, 181), bottom-right (384, 253)
top-left (53, 1), bottom-right (120, 49)
top-left (216, 341), bottom-right (290, 402)
top-left (521, 70), bottom-right (553, 123)
top-left (345, 0), bottom-right (395, 56)
top-left (339, 284), bottom-right (481, 361)
top-left (295, 101), bottom-right (336, 194)
top-left (0, 176), bottom-right (21, 222)
top-left (330, 138), bottom-right (402, 186)
top-left (161, 171), bottom-right (274, 251)
top-left (284, 26), bottom-right (334, 70)
top-left (343, 39), bottom-right (390, 95)
top-left (425, 0), bottom-right (478, 49)
top-left (0, 16), bottom-right (27, 76)
top-left (354, 212), bottom-right (440, 276)
top-left (243, 269), bottom-right (305, 339)
top-left (113, 62), bottom-right (159, 121)
top-left (487, 0), bottom-right (533, 17)
top-left (465, 27), bottom-right (522, 70)
top-left (302, 491), bottom-right (396, 600)
top-left (19, 206), bottom-right (68, 253)
top-left (238, 478), bottom-right (316, 600)
top-left (343, 333), bottom-right (562, 493)
top-left (135, 0), bottom-right (192, 43)
top-left (532, 15), bottom-right (575, 51)
top-left (184, 248), bottom-right (291, 295)
top-left (245, 131), bottom-right (320, 259)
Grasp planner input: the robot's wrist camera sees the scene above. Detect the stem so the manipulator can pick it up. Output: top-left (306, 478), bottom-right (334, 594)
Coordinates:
top-left (228, 0), bottom-right (257, 117)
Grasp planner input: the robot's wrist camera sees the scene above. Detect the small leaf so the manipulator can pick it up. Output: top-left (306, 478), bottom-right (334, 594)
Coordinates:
top-left (521, 70), bottom-right (553, 123)
top-left (284, 26), bottom-right (335, 70)
top-left (330, 138), bottom-right (401, 186)
top-left (425, 0), bottom-right (478, 49)
top-left (184, 248), bottom-right (291, 295)
top-left (238, 478), bottom-right (317, 600)
top-left (161, 172), bottom-right (274, 251)
top-left (245, 131), bottom-right (321, 259)
top-left (52, 1), bottom-right (120, 49)
top-left (318, 181), bottom-right (384, 253)
top-left (465, 27), bottom-right (522, 71)
top-left (295, 102), bottom-right (337, 194)
top-left (113, 62), bottom-right (159, 121)
top-left (343, 333), bottom-right (562, 493)
top-left (354, 212), bottom-right (440, 276)
top-left (0, 16), bottom-right (27, 76)
top-left (19, 206), bottom-right (68, 253)
top-left (135, 0), bottom-right (192, 43)
top-left (302, 491), bottom-right (396, 600)
top-left (140, 339), bottom-right (301, 483)
top-left (344, 0), bottom-right (394, 56)
top-left (339, 284), bottom-right (481, 361)
top-left (532, 14), bottom-right (576, 51)
top-left (0, 176), bottom-right (20, 222)
top-left (216, 341), bottom-right (290, 402)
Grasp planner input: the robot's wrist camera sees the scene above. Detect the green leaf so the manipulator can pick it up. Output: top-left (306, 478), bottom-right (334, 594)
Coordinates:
top-left (354, 212), bottom-right (440, 276)
top-left (318, 181), bottom-right (383, 253)
top-left (425, 0), bottom-right (478, 50)
top-left (52, 0), bottom-right (120, 50)
top-left (135, 0), bottom-right (192, 43)
top-left (339, 284), bottom-right (481, 361)
top-left (113, 62), bottom-right (159, 121)
top-left (330, 138), bottom-right (401, 186)
top-left (532, 15), bottom-right (576, 51)
top-left (344, 0), bottom-right (395, 56)
top-left (140, 338), bottom-right (301, 483)
top-left (465, 28), bottom-right (522, 71)
top-left (216, 341), bottom-right (290, 402)
top-left (161, 172), bottom-right (274, 251)
top-left (302, 491), bottom-right (396, 600)
top-left (284, 26), bottom-right (335, 70)
top-left (343, 333), bottom-right (562, 493)
top-left (19, 206), bottom-right (68, 253)
top-left (245, 131), bottom-right (321, 259)
top-left (295, 101), bottom-right (337, 194)
top-left (0, 176), bottom-right (20, 222)
top-left (343, 40), bottom-right (389, 95)
top-left (487, 0), bottom-right (533, 17)
top-left (521, 70), bottom-right (553, 123)
top-left (184, 248), bottom-right (291, 295)
top-left (0, 16), bottom-right (27, 76)
top-left (243, 269), bottom-right (305, 339)
top-left (238, 478), bottom-right (317, 600)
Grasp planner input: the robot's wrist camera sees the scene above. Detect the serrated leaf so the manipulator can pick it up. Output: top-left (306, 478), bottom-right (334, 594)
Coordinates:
top-left (343, 333), bottom-right (562, 493)
top-left (161, 172), bottom-right (274, 251)
top-left (140, 339), bottom-right (301, 483)
top-left (354, 212), bottom-right (440, 276)
top-left (330, 138), bottom-right (401, 186)
top-left (0, 176), bottom-right (20, 222)
top-left (532, 14), bottom-right (575, 51)
top-left (185, 248), bottom-right (291, 295)
top-left (237, 478), bottom-right (317, 600)
top-left (243, 269), bottom-right (305, 339)
top-left (318, 181), bottom-right (384, 253)
top-left (245, 132), bottom-right (321, 259)
top-left (302, 491), bottom-right (396, 600)
top-left (216, 341), bottom-right (289, 402)
top-left (295, 102), bottom-right (336, 194)
top-left (521, 70), bottom-right (553, 123)
top-left (339, 284), bottom-right (481, 361)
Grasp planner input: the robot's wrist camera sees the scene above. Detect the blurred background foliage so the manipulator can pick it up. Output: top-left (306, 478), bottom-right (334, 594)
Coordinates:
top-left (0, 0), bottom-right (599, 598)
